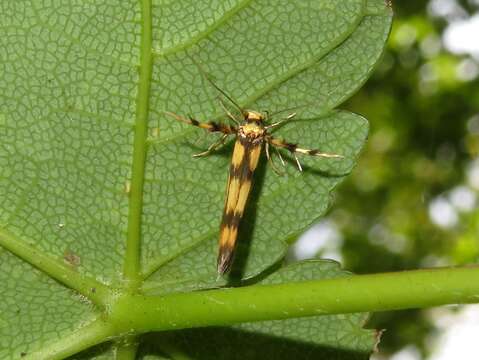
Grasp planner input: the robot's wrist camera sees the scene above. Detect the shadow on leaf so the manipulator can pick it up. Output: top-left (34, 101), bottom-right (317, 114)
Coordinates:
top-left (140, 327), bottom-right (372, 360)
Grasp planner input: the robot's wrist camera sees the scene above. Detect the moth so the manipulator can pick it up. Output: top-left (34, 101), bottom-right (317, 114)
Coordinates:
top-left (165, 77), bottom-right (342, 275)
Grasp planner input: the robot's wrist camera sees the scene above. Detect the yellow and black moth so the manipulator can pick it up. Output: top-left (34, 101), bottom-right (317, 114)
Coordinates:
top-left (165, 84), bottom-right (342, 275)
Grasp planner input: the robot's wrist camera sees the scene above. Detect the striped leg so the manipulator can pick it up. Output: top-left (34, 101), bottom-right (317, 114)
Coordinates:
top-left (267, 136), bottom-right (343, 171)
top-left (164, 111), bottom-right (236, 134)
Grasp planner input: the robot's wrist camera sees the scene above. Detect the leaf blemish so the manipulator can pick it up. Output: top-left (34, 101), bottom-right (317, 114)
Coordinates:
top-left (124, 180), bottom-right (131, 194)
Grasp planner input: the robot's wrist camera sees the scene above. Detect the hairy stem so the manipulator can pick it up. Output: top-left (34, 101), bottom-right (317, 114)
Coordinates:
top-left (111, 266), bottom-right (479, 331)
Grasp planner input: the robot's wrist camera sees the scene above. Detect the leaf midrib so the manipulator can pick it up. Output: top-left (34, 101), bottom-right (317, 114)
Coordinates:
top-left (123, 0), bottom-right (153, 287)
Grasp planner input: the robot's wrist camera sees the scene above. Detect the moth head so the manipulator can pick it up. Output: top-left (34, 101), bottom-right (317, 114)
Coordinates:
top-left (244, 110), bottom-right (265, 123)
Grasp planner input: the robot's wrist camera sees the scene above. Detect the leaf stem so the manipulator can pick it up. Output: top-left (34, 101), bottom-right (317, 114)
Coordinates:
top-left (0, 228), bottom-right (110, 306)
top-left (110, 266), bottom-right (479, 332)
top-left (124, 0), bottom-right (153, 287)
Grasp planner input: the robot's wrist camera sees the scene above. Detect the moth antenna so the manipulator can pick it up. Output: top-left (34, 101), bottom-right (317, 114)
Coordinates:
top-left (188, 55), bottom-right (244, 115)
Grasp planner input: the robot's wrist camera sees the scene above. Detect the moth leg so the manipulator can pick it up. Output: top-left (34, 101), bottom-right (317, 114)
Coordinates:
top-left (218, 97), bottom-right (241, 126)
top-left (193, 133), bottom-right (229, 158)
top-left (268, 136), bottom-right (343, 159)
top-left (293, 154), bottom-right (303, 172)
top-left (266, 112), bottom-right (297, 130)
top-left (267, 136), bottom-right (343, 172)
top-left (273, 145), bottom-right (286, 167)
top-left (265, 141), bottom-right (284, 176)
top-left (164, 111), bottom-right (236, 135)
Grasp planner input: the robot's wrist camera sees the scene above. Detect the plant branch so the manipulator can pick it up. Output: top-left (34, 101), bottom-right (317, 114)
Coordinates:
top-left (110, 266), bottom-right (479, 332)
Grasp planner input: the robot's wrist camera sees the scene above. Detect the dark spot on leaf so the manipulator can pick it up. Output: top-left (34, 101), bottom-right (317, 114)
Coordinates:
top-left (64, 250), bottom-right (81, 267)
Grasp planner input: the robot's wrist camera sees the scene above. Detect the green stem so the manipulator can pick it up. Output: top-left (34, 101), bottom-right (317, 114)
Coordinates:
top-left (110, 266), bottom-right (479, 332)
top-left (0, 228), bottom-right (110, 306)
top-left (124, 0), bottom-right (152, 286)
top-left (23, 319), bottom-right (115, 360)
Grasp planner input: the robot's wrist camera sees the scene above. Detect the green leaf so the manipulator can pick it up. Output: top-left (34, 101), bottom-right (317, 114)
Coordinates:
top-left (143, 0), bottom-right (392, 291)
top-left (0, 0), bottom-right (392, 358)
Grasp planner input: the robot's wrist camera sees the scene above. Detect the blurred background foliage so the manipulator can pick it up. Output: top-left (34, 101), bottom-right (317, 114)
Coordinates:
top-left (293, 0), bottom-right (479, 358)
